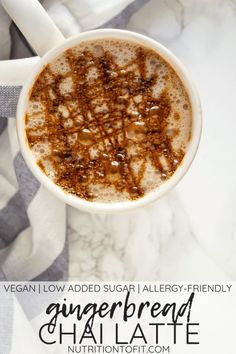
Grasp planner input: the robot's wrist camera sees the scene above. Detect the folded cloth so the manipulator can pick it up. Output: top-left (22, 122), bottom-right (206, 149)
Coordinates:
top-left (0, 4), bottom-right (11, 60)
top-left (0, 2), bottom-right (150, 352)
top-left (0, 0), bottom-right (149, 282)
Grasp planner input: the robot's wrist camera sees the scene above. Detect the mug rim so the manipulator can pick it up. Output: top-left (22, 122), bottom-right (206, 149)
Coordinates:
top-left (17, 28), bottom-right (202, 213)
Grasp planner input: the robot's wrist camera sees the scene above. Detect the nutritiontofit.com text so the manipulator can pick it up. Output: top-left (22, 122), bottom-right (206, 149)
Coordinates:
top-left (67, 345), bottom-right (170, 353)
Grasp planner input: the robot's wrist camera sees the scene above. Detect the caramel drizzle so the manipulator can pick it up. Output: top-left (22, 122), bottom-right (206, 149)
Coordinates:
top-left (26, 42), bottom-right (185, 201)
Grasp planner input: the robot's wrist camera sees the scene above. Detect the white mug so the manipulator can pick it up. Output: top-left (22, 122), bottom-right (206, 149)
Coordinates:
top-left (1, 0), bottom-right (202, 213)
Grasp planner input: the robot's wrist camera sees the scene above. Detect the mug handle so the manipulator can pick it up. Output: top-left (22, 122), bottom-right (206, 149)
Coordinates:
top-left (0, 57), bottom-right (39, 86)
top-left (1, 0), bottom-right (65, 57)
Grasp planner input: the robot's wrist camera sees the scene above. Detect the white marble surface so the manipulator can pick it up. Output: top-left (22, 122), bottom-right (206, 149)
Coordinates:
top-left (0, 0), bottom-right (235, 282)
top-left (68, 0), bottom-right (236, 281)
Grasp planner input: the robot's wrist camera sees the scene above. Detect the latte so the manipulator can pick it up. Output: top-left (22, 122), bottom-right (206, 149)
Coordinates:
top-left (25, 39), bottom-right (192, 202)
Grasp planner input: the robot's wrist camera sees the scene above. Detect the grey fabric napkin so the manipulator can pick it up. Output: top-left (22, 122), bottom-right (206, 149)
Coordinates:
top-left (0, 0), bottom-right (149, 282)
top-left (0, 2), bottom-right (153, 353)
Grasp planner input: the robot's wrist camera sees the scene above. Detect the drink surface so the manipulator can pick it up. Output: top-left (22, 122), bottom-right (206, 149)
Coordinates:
top-left (25, 38), bottom-right (192, 202)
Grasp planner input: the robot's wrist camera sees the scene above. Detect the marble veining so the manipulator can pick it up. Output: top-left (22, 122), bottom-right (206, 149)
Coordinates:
top-left (0, 0), bottom-right (234, 282)
top-left (67, 0), bottom-right (236, 281)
